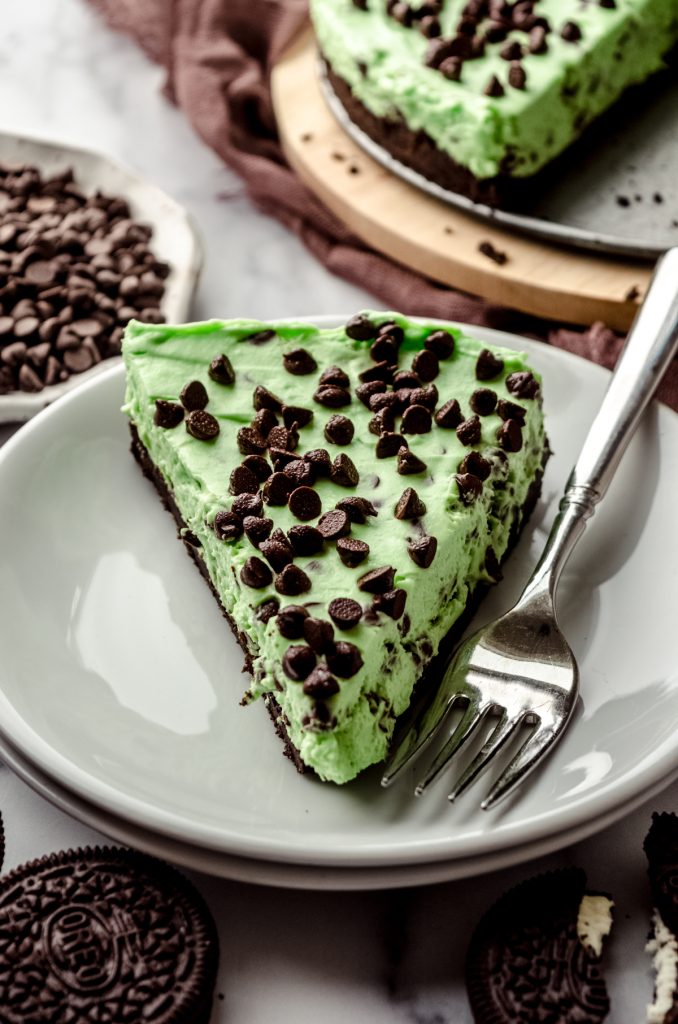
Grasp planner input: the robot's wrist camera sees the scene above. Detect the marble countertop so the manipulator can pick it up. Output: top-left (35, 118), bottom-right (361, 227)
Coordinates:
top-left (0, 3), bottom-right (675, 1022)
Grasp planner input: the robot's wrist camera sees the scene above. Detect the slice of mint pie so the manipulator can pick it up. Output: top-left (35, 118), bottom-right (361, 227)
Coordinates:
top-left (123, 312), bottom-right (549, 784)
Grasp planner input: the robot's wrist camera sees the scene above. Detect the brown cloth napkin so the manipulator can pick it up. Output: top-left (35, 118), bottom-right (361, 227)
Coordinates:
top-left (89, 0), bottom-right (677, 409)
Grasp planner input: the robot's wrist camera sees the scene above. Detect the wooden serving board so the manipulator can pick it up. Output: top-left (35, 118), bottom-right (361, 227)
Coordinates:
top-left (271, 28), bottom-right (652, 332)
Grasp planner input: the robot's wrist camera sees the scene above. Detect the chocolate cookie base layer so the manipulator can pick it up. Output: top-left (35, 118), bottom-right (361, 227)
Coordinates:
top-left (130, 423), bottom-right (546, 780)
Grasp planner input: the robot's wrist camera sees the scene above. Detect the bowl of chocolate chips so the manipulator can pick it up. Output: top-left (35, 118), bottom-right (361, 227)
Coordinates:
top-left (0, 131), bottom-right (201, 423)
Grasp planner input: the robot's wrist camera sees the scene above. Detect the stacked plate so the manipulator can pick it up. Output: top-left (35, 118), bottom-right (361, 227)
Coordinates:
top-left (1, 317), bottom-right (677, 889)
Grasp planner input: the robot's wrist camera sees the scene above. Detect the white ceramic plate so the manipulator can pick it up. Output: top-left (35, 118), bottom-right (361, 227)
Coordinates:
top-left (0, 131), bottom-right (202, 424)
top-left (0, 318), bottom-right (677, 873)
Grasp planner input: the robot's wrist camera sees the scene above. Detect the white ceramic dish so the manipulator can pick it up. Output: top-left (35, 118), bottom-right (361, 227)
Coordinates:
top-left (0, 130), bottom-right (202, 424)
top-left (0, 318), bottom-right (677, 874)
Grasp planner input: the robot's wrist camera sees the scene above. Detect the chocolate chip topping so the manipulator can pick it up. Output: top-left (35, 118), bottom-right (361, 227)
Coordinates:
top-left (377, 320), bottom-right (404, 345)
top-left (374, 588), bottom-right (407, 620)
top-left (369, 391), bottom-right (399, 412)
top-left (411, 349), bottom-right (439, 382)
top-left (231, 492), bottom-right (263, 518)
top-left (252, 407), bottom-right (278, 436)
top-left (269, 448), bottom-right (298, 470)
top-left (237, 426), bottom-right (268, 455)
top-left (497, 418), bottom-right (524, 452)
top-left (253, 384), bottom-right (282, 411)
top-left (561, 20), bottom-right (582, 41)
top-left (397, 447), bottom-right (427, 475)
top-left (358, 565), bottom-right (396, 594)
top-left (376, 432), bottom-right (408, 458)
top-left (260, 532), bottom-right (295, 572)
top-left (455, 472), bottom-right (483, 504)
top-left (408, 535), bottom-right (438, 568)
top-left (256, 598), bottom-right (279, 623)
top-left (470, 388), bottom-right (498, 415)
top-left (336, 496), bottom-right (377, 523)
top-left (275, 563), bottom-right (312, 596)
top-left (370, 335), bottom-right (399, 364)
top-left (245, 329), bottom-right (276, 345)
top-left (345, 313), bottom-right (377, 340)
top-left (434, 398), bottom-right (463, 428)
top-left (314, 385), bottom-right (351, 408)
top-left (304, 448), bottom-right (332, 475)
top-left (283, 347), bottom-right (317, 375)
top-left (359, 360), bottom-right (393, 385)
top-left (424, 329), bottom-right (455, 359)
top-left (282, 404), bottom-right (313, 429)
top-left (331, 452), bottom-right (359, 487)
top-left (476, 349), bottom-right (505, 380)
top-left (303, 666), bottom-right (340, 698)
top-left (327, 641), bottom-right (364, 678)
top-left (288, 486), bottom-right (322, 522)
top-left (183, 408), bottom-right (219, 441)
top-left (283, 644), bottom-right (317, 681)
top-left (456, 415), bottom-right (482, 446)
top-left (337, 537), bottom-right (370, 567)
top-left (240, 556), bottom-right (273, 588)
top-left (410, 384), bottom-right (438, 410)
top-left (243, 454), bottom-right (272, 481)
top-left (328, 597), bottom-right (363, 630)
top-left (320, 365), bottom-right (350, 389)
top-left (497, 398), bottom-right (527, 422)
top-left (506, 370), bottom-right (539, 398)
top-left (508, 61), bottom-right (527, 89)
top-left (500, 40), bottom-right (523, 60)
top-left (303, 617), bottom-right (335, 655)
top-left (276, 604), bottom-right (309, 639)
top-left (317, 508), bottom-right (351, 540)
top-left (154, 399), bottom-right (184, 429)
top-left (244, 515), bottom-right (273, 547)
top-left (287, 524), bottom-right (324, 556)
top-left (484, 74), bottom-right (505, 97)
top-left (268, 424), bottom-right (299, 451)
top-left (440, 55), bottom-right (463, 80)
top-left (262, 471), bottom-right (293, 505)
top-left (208, 353), bottom-right (236, 385)
top-left (228, 463), bottom-right (258, 495)
top-left (356, 380), bottom-right (387, 407)
top-left (324, 414), bottom-right (355, 446)
top-left (370, 407), bottom-right (396, 436)
top-left (401, 404), bottom-right (433, 434)
top-left (393, 369), bottom-right (422, 389)
top-left (179, 380), bottom-right (209, 411)
top-left (459, 450), bottom-right (492, 481)
top-left (395, 487), bottom-right (426, 520)
top-left (283, 459), bottom-right (315, 487)
top-left (214, 510), bottom-right (242, 541)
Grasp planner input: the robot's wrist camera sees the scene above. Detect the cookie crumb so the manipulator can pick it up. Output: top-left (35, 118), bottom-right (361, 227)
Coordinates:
top-left (478, 240), bottom-right (508, 266)
top-left (625, 285), bottom-right (640, 302)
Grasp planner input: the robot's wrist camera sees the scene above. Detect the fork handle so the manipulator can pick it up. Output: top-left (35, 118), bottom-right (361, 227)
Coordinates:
top-left (522, 246), bottom-right (678, 603)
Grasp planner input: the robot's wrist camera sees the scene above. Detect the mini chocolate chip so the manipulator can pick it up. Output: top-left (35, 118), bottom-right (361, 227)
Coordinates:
top-left (337, 537), bottom-right (370, 567)
top-left (260, 536), bottom-right (295, 572)
top-left (528, 24), bottom-right (548, 53)
top-left (289, 486), bottom-right (322, 521)
top-left (411, 350), bottom-right (438, 383)
top-left (376, 432), bottom-right (408, 458)
top-left (455, 472), bottom-right (483, 504)
top-left (267, 425), bottom-right (298, 451)
top-left (243, 454), bottom-right (272, 481)
top-left (252, 408), bottom-right (278, 436)
top-left (283, 644), bottom-right (317, 681)
top-left (328, 597), bottom-right (362, 630)
top-left (303, 666), bottom-right (340, 698)
top-left (369, 391), bottom-right (399, 412)
top-left (356, 380), bottom-right (387, 406)
top-left (275, 563), bottom-right (312, 596)
top-left (245, 329), bottom-right (276, 345)
top-left (304, 448), bottom-right (332, 475)
top-left (283, 459), bottom-right (315, 487)
top-left (506, 370), bottom-right (539, 398)
top-left (401, 404), bottom-right (432, 434)
top-left (244, 515), bottom-right (273, 547)
top-left (497, 418), bottom-right (523, 451)
top-left (208, 354), bottom-right (236, 385)
top-left (287, 524), bottom-right (324, 556)
top-left (180, 380), bottom-right (209, 411)
top-left (374, 588), bottom-right (407, 620)
top-left (276, 604), bottom-right (309, 639)
top-left (335, 496), bottom-right (378, 523)
top-left (408, 535), bottom-right (438, 568)
top-left (496, 398), bottom-right (526, 422)
top-left (327, 641), bottom-right (363, 678)
top-left (229, 464), bottom-right (260, 495)
top-left (424, 331), bottom-right (454, 364)
top-left (359, 360), bottom-right (393, 385)
top-left (456, 415), bottom-right (482, 445)
top-left (186, 409), bottom-right (220, 441)
top-left (470, 388), bottom-right (498, 415)
top-left (476, 349), bottom-right (504, 380)
top-left (500, 40), bottom-right (523, 60)
top-left (317, 508), bottom-right (351, 540)
top-left (256, 598), bottom-right (279, 623)
top-left (232, 492), bottom-right (263, 518)
top-left (484, 74), bottom-right (505, 97)
top-left (214, 510), bottom-right (243, 541)
top-left (314, 385), bottom-right (351, 408)
top-left (283, 347), bottom-right (317, 375)
top-left (240, 556), bottom-right (273, 588)
top-left (440, 55), bottom-right (462, 80)
top-left (369, 408), bottom-right (396, 435)
top-left (397, 447), bottom-right (427, 475)
top-left (325, 414), bottom-right (354, 445)
top-left (358, 566), bottom-right (396, 594)
top-left (419, 14), bottom-right (441, 37)
top-left (282, 405), bottom-right (313, 429)
top-left (561, 20), bottom-right (581, 41)
top-left (377, 320), bottom-right (404, 345)
top-left (262, 471), bottom-right (293, 505)
top-left (393, 370), bottom-right (421, 389)
top-left (269, 448), bottom-right (298, 471)
top-left (395, 487), bottom-right (426, 520)
top-left (154, 399), bottom-right (184, 429)
top-left (253, 384), bottom-right (282, 411)
top-left (410, 385), bottom-right (438, 410)
top-left (237, 426), bottom-right (268, 455)
top-left (320, 365), bottom-right (350, 388)
top-left (370, 335), bottom-right (399, 363)
top-left (303, 617), bottom-right (335, 655)
top-left (331, 453), bottom-right (359, 487)
top-left (508, 61), bottom-right (527, 89)
top-left (345, 313), bottom-right (377, 340)
top-left (459, 451), bottom-right (491, 480)
top-left (434, 398), bottom-right (463, 428)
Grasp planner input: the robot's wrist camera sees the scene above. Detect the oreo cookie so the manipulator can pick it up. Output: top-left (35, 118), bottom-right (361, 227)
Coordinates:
top-left (466, 868), bottom-right (612, 1023)
top-left (0, 845), bottom-right (219, 1023)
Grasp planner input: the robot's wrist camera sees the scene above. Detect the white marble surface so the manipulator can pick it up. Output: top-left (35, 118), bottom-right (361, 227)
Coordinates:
top-left (0, 2), bottom-right (675, 1022)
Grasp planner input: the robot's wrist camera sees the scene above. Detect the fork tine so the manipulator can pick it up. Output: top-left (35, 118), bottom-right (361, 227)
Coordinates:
top-left (413, 700), bottom-right (485, 796)
top-left (447, 710), bottom-right (521, 803)
top-left (480, 725), bottom-right (557, 811)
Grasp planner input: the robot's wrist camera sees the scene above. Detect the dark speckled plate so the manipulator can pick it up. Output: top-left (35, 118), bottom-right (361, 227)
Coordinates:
top-left (320, 62), bottom-right (678, 261)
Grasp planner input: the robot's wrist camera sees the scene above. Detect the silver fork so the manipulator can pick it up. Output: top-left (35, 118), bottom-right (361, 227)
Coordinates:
top-left (382, 247), bottom-right (678, 810)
